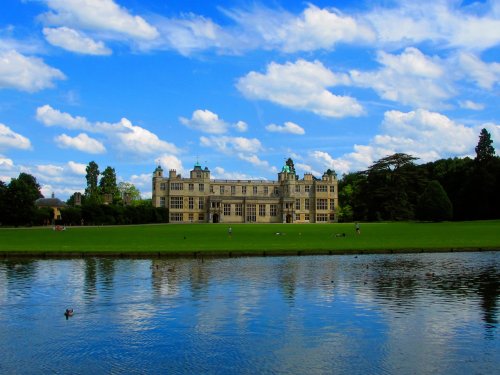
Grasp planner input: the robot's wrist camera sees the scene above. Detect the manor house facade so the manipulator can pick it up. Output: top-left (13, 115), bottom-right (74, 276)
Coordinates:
top-left (152, 161), bottom-right (338, 224)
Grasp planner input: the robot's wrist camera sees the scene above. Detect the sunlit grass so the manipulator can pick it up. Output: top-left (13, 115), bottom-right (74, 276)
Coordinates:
top-left (0, 221), bottom-right (499, 255)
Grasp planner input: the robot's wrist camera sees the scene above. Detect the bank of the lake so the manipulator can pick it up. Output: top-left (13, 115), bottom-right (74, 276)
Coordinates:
top-left (1, 220), bottom-right (499, 258)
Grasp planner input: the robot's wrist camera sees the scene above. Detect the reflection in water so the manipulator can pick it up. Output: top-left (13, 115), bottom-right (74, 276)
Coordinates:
top-left (0, 252), bottom-right (498, 374)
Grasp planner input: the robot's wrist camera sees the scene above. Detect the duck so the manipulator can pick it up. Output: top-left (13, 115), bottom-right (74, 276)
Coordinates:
top-left (64, 308), bottom-right (74, 318)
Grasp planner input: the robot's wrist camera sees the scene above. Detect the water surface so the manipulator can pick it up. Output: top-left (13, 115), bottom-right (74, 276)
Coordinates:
top-left (0, 252), bottom-right (498, 374)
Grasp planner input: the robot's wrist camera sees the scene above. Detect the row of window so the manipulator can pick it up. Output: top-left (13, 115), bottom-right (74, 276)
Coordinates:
top-left (162, 196), bottom-right (335, 211)
top-left (170, 212), bottom-right (334, 222)
top-left (160, 182), bottom-right (334, 194)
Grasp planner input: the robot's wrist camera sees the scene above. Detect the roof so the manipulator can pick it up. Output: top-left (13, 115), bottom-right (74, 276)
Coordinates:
top-left (35, 197), bottom-right (66, 208)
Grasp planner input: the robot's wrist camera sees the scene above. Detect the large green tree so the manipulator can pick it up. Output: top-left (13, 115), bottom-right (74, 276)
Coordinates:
top-left (99, 166), bottom-right (119, 202)
top-left (117, 182), bottom-right (142, 204)
top-left (475, 128), bottom-right (495, 163)
top-left (416, 180), bottom-right (453, 221)
top-left (85, 161), bottom-right (101, 203)
top-left (4, 173), bottom-right (43, 226)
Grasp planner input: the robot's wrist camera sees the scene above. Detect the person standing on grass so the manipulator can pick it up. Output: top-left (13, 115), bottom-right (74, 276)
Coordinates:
top-left (355, 223), bottom-right (361, 235)
top-left (228, 226), bottom-right (232, 237)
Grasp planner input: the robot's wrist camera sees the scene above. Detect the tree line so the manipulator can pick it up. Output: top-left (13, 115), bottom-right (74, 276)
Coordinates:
top-left (338, 128), bottom-right (500, 222)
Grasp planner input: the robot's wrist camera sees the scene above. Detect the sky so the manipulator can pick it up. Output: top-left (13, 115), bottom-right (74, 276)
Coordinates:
top-left (0, 0), bottom-right (499, 199)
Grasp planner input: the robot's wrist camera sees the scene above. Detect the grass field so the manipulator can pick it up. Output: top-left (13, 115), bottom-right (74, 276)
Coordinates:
top-left (1, 220), bottom-right (499, 256)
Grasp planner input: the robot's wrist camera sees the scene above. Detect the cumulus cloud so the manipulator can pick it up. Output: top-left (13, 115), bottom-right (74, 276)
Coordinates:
top-left (223, 3), bottom-right (374, 53)
top-left (266, 121), bottom-right (305, 135)
top-left (0, 123), bottom-right (31, 150)
top-left (40, 0), bottom-right (158, 41)
top-left (0, 156), bottom-right (14, 170)
top-left (349, 47), bottom-right (452, 109)
top-left (234, 121), bottom-right (248, 132)
top-left (311, 109), bottom-right (480, 175)
top-left (237, 153), bottom-right (277, 172)
top-left (212, 166), bottom-right (261, 180)
top-left (459, 100), bottom-right (485, 111)
top-left (36, 164), bottom-right (64, 177)
top-left (237, 59), bottom-right (363, 118)
top-left (456, 52), bottom-right (500, 90)
top-left (55, 133), bottom-right (106, 154)
top-left (43, 27), bottom-right (111, 55)
top-left (156, 154), bottom-right (184, 174)
top-left (180, 109), bottom-right (228, 134)
top-left (36, 105), bottom-right (179, 155)
top-left (0, 50), bottom-right (65, 92)
top-left (66, 161), bottom-right (87, 175)
top-left (200, 135), bottom-right (262, 154)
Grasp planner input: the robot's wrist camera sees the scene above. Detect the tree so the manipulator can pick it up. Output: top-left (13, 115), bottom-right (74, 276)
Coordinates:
top-left (85, 161), bottom-right (101, 203)
top-left (0, 180), bottom-right (7, 225)
top-left (285, 158), bottom-right (295, 174)
top-left (117, 182), bottom-right (142, 204)
top-left (99, 166), bottom-right (119, 203)
top-left (5, 173), bottom-right (43, 226)
top-left (416, 180), bottom-right (453, 221)
top-left (475, 128), bottom-right (495, 163)
top-left (361, 153), bottom-right (427, 220)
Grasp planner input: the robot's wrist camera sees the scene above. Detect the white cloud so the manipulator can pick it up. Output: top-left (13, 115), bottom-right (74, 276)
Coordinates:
top-left (224, 4), bottom-right (375, 53)
top-left (237, 59), bottom-right (363, 118)
top-left (180, 109), bottom-right (228, 134)
top-left (212, 166), bottom-right (260, 180)
top-left (349, 48), bottom-right (452, 109)
top-left (67, 161), bottom-right (87, 175)
top-left (55, 133), bottom-right (106, 154)
top-left (459, 100), bottom-right (485, 111)
top-left (237, 153), bottom-right (277, 172)
top-left (456, 52), bottom-right (500, 90)
top-left (36, 105), bottom-right (179, 155)
top-left (364, 1), bottom-right (500, 52)
top-left (0, 50), bottom-right (65, 92)
top-left (266, 121), bottom-right (305, 135)
top-left (234, 121), bottom-right (248, 132)
top-left (200, 135), bottom-right (262, 154)
top-left (36, 164), bottom-right (64, 177)
top-left (0, 123), bottom-right (31, 150)
top-left (0, 156), bottom-right (14, 170)
top-left (43, 27), bottom-right (111, 55)
top-left (41, 0), bottom-right (159, 41)
top-left (156, 154), bottom-right (184, 175)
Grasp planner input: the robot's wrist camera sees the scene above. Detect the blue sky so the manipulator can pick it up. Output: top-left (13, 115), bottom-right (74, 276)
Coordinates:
top-left (0, 0), bottom-right (499, 199)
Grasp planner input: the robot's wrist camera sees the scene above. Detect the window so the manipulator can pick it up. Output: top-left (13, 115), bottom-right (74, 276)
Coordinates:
top-left (259, 204), bottom-right (266, 217)
top-left (189, 183), bottom-right (194, 191)
top-left (270, 204), bottom-right (278, 216)
top-left (330, 200), bottom-right (335, 211)
top-left (246, 204), bottom-right (256, 222)
top-left (273, 187), bottom-right (279, 196)
top-left (316, 185), bottom-right (327, 192)
top-left (220, 185), bottom-right (225, 194)
top-left (330, 186), bottom-right (335, 193)
top-left (235, 203), bottom-right (243, 216)
top-left (211, 201), bottom-right (220, 209)
top-left (330, 213), bottom-right (335, 221)
top-left (188, 213), bottom-right (194, 222)
top-left (188, 197), bottom-right (194, 210)
top-left (316, 199), bottom-right (327, 210)
top-left (295, 199), bottom-right (300, 210)
top-left (171, 182), bottom-right (183, 190)
top-left (305, 198), bottom-right (310, 210)
top-left (196, 172), bottom-right (202, 178)
top-left (263, 186), bottom-right (269, 195)
top-left (198, 213), bottom-right (204, 221)
top-left (316, 214), bottom-right (328, 222)
top-left (231, 186), bottom-right (236, 195)
top-left (223, 204), bottom-right (231, 216)
top-left (305, 185), bottom-right (311, 193)
top-left (253, 186), bottom-right (258, 195)
top-left (199, 183), bottom-right (205, 192)
top-left (171, 213), bottom-right (183, 222)
top-left (198, 198), bottom-right (204, 209)
top-left (242, 186), bottom-right (247, 195)
top-left (304, 213), bottom-right (309, 221)
top-left (170, 196), bottom-right (183, 209)
top-left (160, 197), bottom-right (166, 207)
top-left (210, 185), bottom-right (214, 193)
top-left (160, 183), bottom-right (166, 191)
top-left (295, 185), bottom-right (300, 193)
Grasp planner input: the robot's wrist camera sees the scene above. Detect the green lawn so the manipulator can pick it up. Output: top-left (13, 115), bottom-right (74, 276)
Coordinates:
top-left (1, 221), bottom-right (499, 256)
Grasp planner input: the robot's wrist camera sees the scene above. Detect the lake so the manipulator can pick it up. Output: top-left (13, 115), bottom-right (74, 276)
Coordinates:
top-left (0, 252), bottom-right (498, 374)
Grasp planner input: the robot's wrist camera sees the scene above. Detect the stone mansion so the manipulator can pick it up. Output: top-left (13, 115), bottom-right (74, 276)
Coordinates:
top-left (152, 161), bottom-right (338, 224)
